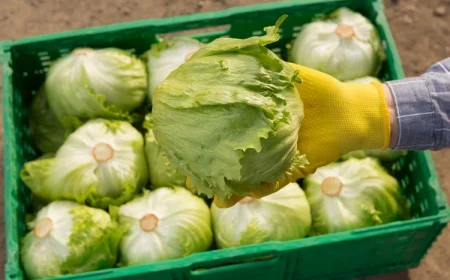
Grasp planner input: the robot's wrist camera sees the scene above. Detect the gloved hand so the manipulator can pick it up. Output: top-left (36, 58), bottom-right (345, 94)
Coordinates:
top-left (290, 63), bottom-right (391, 176)
top-left (192, 63), bottom-right (392, 208)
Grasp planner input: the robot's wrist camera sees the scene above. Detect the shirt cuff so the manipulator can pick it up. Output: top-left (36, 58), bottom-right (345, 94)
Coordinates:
top-left (385, 78), bottom-right (435, 150)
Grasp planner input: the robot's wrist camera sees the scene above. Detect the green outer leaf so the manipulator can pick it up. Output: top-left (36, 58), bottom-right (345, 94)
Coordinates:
top-left (28, 87), bottom-right (67, 153)
top-left (21, 158), bottom-right (95, 205)
top-left (238, 219), bottom-right (268, 246)
top-left (20, 155), bottom-right (146, 208)
top-left (152, 16), bottom-right (307, 199)
top-left (60, 206), bottom-right (125, 274)
top-left (45, 48), bottom-right (147, 131)
top-left (143, 113), bottom-right (187, 188)
top-left (21, 157), bottom-right (56, 198)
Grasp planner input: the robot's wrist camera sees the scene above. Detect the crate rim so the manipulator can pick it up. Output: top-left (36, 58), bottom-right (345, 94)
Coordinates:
top-left (0, 0), bottom-right (385, 51)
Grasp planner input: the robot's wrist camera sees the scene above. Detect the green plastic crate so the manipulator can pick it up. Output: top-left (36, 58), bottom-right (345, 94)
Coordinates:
top-left (1, 0), bottom-right (449, 279)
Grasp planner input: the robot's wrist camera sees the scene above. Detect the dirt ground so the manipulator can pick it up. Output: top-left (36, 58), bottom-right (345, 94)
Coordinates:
top-left (0, 0), bottom-right (449, 279)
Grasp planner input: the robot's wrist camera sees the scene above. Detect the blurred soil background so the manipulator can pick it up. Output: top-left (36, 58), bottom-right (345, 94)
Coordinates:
top-left (0, 0), bottom-right (449, 279)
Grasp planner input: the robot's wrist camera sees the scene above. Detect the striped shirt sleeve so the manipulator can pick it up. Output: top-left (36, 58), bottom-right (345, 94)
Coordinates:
top-left (385, 57), bottom-right (450, 150)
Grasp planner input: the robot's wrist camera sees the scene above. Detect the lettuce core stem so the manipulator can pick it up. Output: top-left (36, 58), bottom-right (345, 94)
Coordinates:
top-left (140, 214), bottom-right (159, 232)
top-left (92, 143), bottom-right (115, 163)
top-left (335, 24), bottom-right (355, 39)
top-left (321, 177), bottom-right (343, 196)
top-left (34, 217), bottom-right (54, 238)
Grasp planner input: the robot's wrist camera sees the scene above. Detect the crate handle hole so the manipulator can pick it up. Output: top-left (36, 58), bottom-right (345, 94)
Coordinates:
top-left (190, 254), bottom-right (277, 274)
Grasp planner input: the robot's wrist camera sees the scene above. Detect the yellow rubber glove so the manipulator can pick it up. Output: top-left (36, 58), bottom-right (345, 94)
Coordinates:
top-left (291, 63), bottom-right (391, 176)
top-left (190, 64), bottom-right (391, 208)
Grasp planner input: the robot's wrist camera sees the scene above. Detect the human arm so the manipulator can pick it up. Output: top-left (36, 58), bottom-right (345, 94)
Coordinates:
top-left (385, 58), bottom-right (450, 150)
